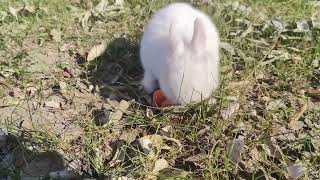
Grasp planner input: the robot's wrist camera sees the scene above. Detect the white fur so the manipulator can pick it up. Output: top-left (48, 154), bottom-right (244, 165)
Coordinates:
top-left (140, 3), bottom-right (220, 105)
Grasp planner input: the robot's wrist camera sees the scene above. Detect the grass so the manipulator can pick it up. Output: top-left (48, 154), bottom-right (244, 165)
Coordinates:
top-left (0, 0), bottom-right (319, 179)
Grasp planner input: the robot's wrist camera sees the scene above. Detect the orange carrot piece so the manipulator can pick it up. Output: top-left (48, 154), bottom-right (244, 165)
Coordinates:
top-left (152, 89), bottom-right (173, 107)
top-left (152, 89), bottom-right (167, 107)
top-left (160, 99), bottom-right (172, 107)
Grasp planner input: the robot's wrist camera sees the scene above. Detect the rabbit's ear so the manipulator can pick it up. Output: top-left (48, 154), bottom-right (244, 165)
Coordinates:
top-left (169, 23), bottom-right (184, 54)
top-left (191, 18), bottom-right (207, 51)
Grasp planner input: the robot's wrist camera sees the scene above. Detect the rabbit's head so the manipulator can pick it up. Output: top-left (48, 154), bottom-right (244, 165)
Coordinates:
top-left (165, 17), bottom-right (219, 104)
top-left (168, 18), bottom-right (212, 66)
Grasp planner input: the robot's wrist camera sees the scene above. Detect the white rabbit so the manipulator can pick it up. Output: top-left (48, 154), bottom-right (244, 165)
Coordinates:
top-left (140, 3), bottom-right (220, 105)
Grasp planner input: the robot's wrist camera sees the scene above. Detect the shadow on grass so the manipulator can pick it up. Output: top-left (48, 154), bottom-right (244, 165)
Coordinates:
top-left (82, 37), bottom-right (148, 104)
top-left (0, 132), bottom-right (77, 179)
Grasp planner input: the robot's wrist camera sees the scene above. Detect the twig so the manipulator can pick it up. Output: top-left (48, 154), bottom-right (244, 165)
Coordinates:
top-left (245, 30), bottom-right (282, 80)
top-left (258, 30), bottom-right (282, 65)
top-left (289, 101), bottom-right (308, 129)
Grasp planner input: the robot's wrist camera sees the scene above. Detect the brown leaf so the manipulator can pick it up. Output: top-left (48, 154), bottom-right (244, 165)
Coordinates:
top-left (25, 86), bottom-right (37, 96)
top-left (119, 128), bottom-right (139, 143)
top-left (63, 67), bottom-right (74, 78)
top-left (306, 88), bottom-right (320, 100)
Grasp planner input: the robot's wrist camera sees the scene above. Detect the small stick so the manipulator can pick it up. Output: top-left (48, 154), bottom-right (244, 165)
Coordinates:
top-left (289, 101), bottom-right (308, 129)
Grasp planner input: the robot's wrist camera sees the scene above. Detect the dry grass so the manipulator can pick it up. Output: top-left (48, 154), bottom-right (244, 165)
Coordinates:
top-left (0, 0), bottom-right (319, 179)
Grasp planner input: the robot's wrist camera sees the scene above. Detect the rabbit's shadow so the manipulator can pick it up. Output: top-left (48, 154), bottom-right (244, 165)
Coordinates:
top-left (0, 133), bottom-right (73, 177)
top-left (83, 37), bottom-right (148, 103)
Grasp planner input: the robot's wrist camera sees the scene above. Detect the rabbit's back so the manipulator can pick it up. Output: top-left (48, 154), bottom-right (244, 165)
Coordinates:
top-left (140, 3), bottom-right (220, 104)
top-left (140, 3), bottom-right (212, 76)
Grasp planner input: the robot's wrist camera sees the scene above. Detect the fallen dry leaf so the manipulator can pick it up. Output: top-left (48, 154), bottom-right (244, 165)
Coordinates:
top-left (289, 121), bottom-right (305, 131)
top-left (59, 43), bottom-right (69, 52)
top-left (44, 100), bottom-right (61, 109)
top-left (109, 100), bottom-right (130, 124)
top-left (50, 29), bottom-right (62, 42)
top-left (262, 136), bottom-right (283, 159)
top-left (59, 81), bottom-right (67, 94)
top-left (287, 163), bottom-right (305, 179)
top-left (94, 107), bottom-right (112, 126)
top-left (267, 99), bottom-right (287, 111)
top-left (221, 102), bottom-right (240, 120)
top-left (295, 20), bottom-right (310, 32)
top-left (63, 67), bottom-right (74, 78)
top-left (24, 3), bottom-right (36, 14)
top-left (152, 158), bottom-right (168, 174)
top-left (163, 136), bottom-right (182, 151)
top-left (8, 6), bottom-right (23, 18)
top-left (138, 134), bottom-right (163, 157)
top-left (119, 128), bottom-right (139, 143)
top-left (157, 168), bottom-right (190, 179)
top-left (228, 137), bottom-right (245, 164)
top-left (185, 153), bottom-right (207, 168)
top-left (249, 147), bottom-right (261, 162)
top-left (161, 125), bottom-right (172, 135)
top-left (87, 42), bottom-right (107, 61)
top-left (312, 59), bottom-right (319, 68)
top-left (271, 18), bottom-right (288, 30)
top-left (25, 86), bottom-right (37, 96)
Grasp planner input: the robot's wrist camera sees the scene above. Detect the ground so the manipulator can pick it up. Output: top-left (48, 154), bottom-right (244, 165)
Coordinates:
top-left (0, 0), bottom-right (319, 179)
